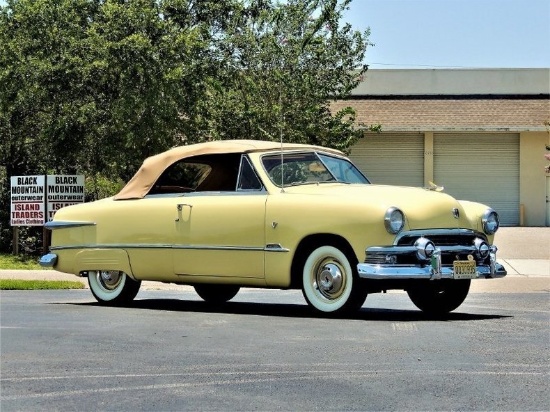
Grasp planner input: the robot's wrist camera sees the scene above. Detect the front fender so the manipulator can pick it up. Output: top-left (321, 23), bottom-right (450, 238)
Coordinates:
top-left (458, 200), bottom-right (497, 242)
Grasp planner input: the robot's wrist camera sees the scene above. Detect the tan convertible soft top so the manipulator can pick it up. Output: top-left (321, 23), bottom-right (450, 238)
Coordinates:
top-left (114, 139), bottom-right (344, 200)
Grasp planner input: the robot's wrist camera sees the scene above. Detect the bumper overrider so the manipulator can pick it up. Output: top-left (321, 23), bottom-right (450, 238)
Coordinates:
top-left (357, 229), bottom-right (507, 280)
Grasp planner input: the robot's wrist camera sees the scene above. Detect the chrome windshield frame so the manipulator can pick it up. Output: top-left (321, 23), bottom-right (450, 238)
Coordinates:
top-left (260, 150), bottom-right (370, 188)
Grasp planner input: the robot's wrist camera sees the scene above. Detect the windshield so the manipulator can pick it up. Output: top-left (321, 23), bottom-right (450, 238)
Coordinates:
top-left (261, 152), bottom-right (370, 187)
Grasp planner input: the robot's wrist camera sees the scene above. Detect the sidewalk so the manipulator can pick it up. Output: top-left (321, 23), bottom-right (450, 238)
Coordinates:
top-left (1, 227), bottom-right (548, 293)
top-left (481, 226), bottom-right (550, 292)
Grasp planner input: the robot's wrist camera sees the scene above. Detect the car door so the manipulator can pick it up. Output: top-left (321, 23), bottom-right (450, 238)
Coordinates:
top-left (120, 196), bottom-right (182, 281)
top-left (172, 155), bottom-right (267, 280)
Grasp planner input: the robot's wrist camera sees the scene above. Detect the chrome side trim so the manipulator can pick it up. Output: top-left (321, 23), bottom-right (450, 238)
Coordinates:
top-left (357, 261), bottom-right (507, 280)
top-left (45, 221), bottom-right (96, 230)
top-left (264, 244), bottom-right (290, 252)
top-left (49, 243), bottom-right (289, 253)
top-left (49, 244), bottom-right (173, 251)
top-left (39, 253), bottom-right (58, 267)
top-left (144, 191), bottom-right (268, 199)
top-left (174, 245), bottom-right (264, 252)
top-left (183, 191), bottom-right (267, 197)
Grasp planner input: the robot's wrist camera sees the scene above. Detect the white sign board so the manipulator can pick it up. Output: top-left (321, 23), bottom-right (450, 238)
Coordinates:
top-left (46, 175), bottom-right (85, 221)
top-left (10, 175), bottom-right (46, 226)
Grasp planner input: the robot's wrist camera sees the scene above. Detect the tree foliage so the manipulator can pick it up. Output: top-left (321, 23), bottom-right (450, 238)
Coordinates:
top-left (0, 0), bottom-right (372, 252)
top-left (203, 0), bottom-right (371, 151)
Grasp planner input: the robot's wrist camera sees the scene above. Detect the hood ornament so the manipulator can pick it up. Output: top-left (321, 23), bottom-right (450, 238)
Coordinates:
top-left (425, 181), bottom-right (444, 192)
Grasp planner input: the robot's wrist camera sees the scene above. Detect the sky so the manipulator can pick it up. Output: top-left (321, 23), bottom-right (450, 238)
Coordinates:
top-left (342, 0), bottom-right (550, 69)
top-left (1, 0), bottom-right (548, 69)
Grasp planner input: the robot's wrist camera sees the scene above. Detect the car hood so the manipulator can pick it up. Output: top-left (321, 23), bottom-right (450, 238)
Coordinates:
top-left (281, 183), bottom-right (470, 230)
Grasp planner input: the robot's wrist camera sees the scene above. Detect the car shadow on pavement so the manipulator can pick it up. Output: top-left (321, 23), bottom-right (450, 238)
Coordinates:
top-left (69, 299), bottom-right (511, 322)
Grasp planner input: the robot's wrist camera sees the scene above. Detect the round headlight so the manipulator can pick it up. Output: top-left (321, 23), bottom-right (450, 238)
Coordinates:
top-left (482, 209), bottom-right (500, 235)
top-left (384, 207), bottom-right (405, 234)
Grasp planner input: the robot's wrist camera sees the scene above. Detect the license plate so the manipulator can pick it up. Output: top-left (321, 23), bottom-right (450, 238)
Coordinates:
top-left (453, 260), bottom-right (477, 279)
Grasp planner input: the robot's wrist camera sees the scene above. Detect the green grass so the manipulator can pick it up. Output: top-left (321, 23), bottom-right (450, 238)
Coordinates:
top-left (0, 279), bottom-right (85, 290)
top-left (0, 253), bottom-right (42, 270)
top-left (0, 253), bottom-right (85, 290)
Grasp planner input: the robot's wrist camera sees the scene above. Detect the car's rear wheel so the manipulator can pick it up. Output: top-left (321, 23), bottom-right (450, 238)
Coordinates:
top-left (407, 279), bottom-right (471, 316)
top-left (301, 245), bottom-right (367, 314)
top-left (194, 284), bottom-right (240, 304)
top-left (88, 270), bottom-right (141, 305)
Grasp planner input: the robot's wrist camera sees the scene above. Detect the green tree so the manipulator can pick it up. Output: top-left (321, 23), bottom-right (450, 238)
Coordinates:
top-left (0, 0), bottom-right (232, 251)
top-left (0, 0), bottom-right (102, 252)
top-left (205, 0), bottom-right (372, 151)
top-left (0, 0), bottom-right (229, 180)
top-left (0, 0), bottom-right (372, 253)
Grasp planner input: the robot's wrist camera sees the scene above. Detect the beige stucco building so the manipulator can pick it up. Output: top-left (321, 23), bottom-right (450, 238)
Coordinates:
top-left (335, 68), bottom-right (550, 226)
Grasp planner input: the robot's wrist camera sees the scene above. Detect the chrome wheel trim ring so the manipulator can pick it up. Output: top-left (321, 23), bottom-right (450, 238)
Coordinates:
top-left (313, 258), bottom-right (347, 301)
top-left (96, 270), bottom-right (123, 292)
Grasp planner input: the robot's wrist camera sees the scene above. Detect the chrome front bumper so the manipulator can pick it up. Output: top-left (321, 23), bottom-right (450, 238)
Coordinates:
top-left (357, 245), bottom-right (507, 281)
top-left (357, 261), bottom-right (507, 280)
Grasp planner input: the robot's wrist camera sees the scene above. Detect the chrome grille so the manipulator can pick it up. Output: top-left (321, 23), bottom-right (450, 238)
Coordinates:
top-left (364, 255), bottom-right (387, 264)
top-left (396, 229), bottom-right (485, 247)
top-left (365, 229), bottom-right (491, 266)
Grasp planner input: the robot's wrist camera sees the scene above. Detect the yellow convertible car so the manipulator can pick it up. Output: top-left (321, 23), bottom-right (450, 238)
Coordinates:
top-left (40, 139), bottom-right (506, 315)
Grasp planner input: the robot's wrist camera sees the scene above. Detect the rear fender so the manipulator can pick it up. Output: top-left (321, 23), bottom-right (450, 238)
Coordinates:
top-left (74, 249), bottom-right (135, 280)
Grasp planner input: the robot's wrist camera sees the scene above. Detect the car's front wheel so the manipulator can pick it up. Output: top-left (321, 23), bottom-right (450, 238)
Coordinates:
top-left (407, 279), bottom-right (471, 316)
top-left (194, 284), bottom-right (240, 304)
top-left (88, 270), bottom-right (141, 305)
top-left (301, 245), bottom-right (367, 314)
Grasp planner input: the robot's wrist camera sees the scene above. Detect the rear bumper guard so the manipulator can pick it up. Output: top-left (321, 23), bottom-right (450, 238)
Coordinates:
top-left (39, 253), bottom-right (58, 268)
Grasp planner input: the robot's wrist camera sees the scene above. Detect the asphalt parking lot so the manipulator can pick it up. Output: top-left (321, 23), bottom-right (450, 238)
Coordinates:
top-left (1, 227), bottom-right (548, 411)
top-left (1, 287), bottom-right (549, 411)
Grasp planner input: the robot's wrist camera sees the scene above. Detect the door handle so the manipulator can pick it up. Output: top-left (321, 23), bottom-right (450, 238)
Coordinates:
top-left (175, 203), bottom-right (192, 221)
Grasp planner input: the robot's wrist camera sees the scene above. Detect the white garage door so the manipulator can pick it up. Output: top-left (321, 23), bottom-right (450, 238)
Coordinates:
top-left (349, 132), bottom-right (424, 187)
top-left (434, 133), bottom-right (520, 226)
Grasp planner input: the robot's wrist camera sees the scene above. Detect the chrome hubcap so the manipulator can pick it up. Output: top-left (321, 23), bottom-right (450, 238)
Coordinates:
top-left (97, 271), bottom-right (123, 291)
top-left (315, 261), bottom-right (345, 300)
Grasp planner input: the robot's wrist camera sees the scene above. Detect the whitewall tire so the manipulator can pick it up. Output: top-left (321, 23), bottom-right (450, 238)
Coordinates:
top-left (301, 245), bottom-right (367, 314)
top-left (88, 270), bottom-right (141, 305)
